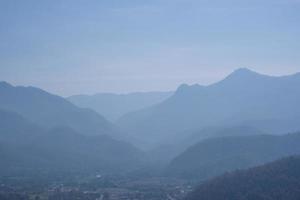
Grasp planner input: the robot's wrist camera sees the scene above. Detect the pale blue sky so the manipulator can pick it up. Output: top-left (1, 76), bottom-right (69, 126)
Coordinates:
top-left (0, 0), bottom-right (299, 96)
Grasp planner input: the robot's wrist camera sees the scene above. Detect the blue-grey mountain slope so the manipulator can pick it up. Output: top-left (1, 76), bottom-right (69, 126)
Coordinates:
top-left (0, 109), bottom-right (143, 175)
top-left (0, 81), bottom-right (116, 136)
top-left (166, 132), bottom-right (300, 180)
top-left (147, 126), bottom-right (264, 165)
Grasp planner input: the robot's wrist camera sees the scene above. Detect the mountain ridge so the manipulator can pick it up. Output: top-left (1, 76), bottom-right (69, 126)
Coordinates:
top-left (0, 81), bottom-right (117, 136)
top-left (68, 90), bottom-right (173, 122)
top-left (0, 109), bottom-right (143, 175)
top-left (166, 132), bottom-right (300, 180)
top-left (117, 68), bottom-right (300, 148)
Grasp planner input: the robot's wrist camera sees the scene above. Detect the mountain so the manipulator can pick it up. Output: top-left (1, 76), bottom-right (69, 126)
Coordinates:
top-left (117, 68), bottom-right (300, 148)
top-left (0, 81), bottom-right (116, 136)
top-left (166, 132), bottom-right (300, 180)
top-left (68, 91), bottom-right (173, 122)
top-left (0, 109), bottom-right (143, 175)
top-left (185, 156), bottom-right (300, 200)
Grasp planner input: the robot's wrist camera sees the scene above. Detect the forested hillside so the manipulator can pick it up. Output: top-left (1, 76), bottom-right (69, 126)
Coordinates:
top-left (186, 156), bottom-right (300, 200)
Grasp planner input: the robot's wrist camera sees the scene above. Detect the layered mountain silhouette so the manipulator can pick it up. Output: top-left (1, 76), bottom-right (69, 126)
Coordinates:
top-left (68, 91), bottom-right (173, 122)
top-left (166, 132), bottom-right (300, 180)
top-left (117, 68), bottom-right (300, 148)
top-left (186, 156), bottom-right (300, 200)
top-left (179, 125), bottom-right (265, 148)
top-left (147, 126), bottom-right (264, 165)
top-left (0, 82), bottom-right (116, 136)
top-left (0, 109), bottom-right (143, 175)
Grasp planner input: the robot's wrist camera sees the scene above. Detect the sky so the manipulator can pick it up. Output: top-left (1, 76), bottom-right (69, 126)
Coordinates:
top-left (0, 0), bottom-right (299, 96)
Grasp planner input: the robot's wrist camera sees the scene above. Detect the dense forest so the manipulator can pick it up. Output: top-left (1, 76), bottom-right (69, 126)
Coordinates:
top-left (186, 156), bottom-right (300, 200)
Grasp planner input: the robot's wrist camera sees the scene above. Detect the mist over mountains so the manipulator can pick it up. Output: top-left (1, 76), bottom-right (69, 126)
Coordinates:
top-left (1, 68), bottom-right (300, 199)
top-left (0, 81), bottom-right (117, 136)
top-left (68, 91), bottom-right (173, 122)
top-left (0, 109), bottom-right (143, 175)
top-left (1, 0), bottom-right (299, 198)
top-left (117, 68), bottom-right (300, 149)
top-left (2, 69), bottom-right (300, 168)
top-left (166, 132), bottom-right (300, 180)
top-left (0, 83), bottom-right (143, 175)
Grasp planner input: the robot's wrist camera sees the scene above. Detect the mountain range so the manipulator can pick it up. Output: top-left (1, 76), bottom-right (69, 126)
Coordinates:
top-left (68, 91), bottom-right (173, 122)
top-left (0, 109), bottom-right (143, 175)
top-left (0, 81), bottom-right (116, 136)
top-left (117, 68), bottom-right (300, 148)
top-left (147, 126), bottom-right (264, 165)
top-left (0, 82), bottom-right (144, 175)
top-left (2, 67), bottom-right (300, 180)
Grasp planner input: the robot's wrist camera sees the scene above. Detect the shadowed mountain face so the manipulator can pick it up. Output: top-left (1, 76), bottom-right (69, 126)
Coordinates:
top-left (166, 133), bottom-right (300, 180)
top-left (0, 82), bottom-right (116, 136)
top-left (0, 110), bottom-right (143, 175)
top-left (67, 91), bottom-right (173, 122)
top-left (185, 156), bottom-right (300, 200)
top-left (117, 68), bottom-right (300, 148)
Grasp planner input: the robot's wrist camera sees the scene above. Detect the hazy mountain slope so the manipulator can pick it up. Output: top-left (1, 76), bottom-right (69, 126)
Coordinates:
top-left (68, 91), bottom-right (173, 122)
top-left (186, 156), bottom-right (300, 200)
top-left (0, 81), bottom-right (116, 136)
top-left (180, 125), bottom-right (265, 147)
top-left (0, 109), bottom-right (43, 137)
top-left (118, 68), bottom-right (300, 147)
top-left (147, 126), bottom-right (264, 165)
top-left (0, 110), bottom-right (143, 175)
top-left (27, 127), bottom-right (143, 172)
top-left (166, 133), bottom-right (300, 180)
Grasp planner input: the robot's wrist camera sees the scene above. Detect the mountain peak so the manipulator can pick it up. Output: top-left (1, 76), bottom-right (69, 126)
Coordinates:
top-left (231, 68), bottom-right (259, 76)
top-left (220, 68), bottom-right (263, 84)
